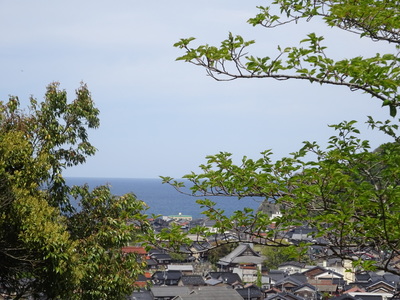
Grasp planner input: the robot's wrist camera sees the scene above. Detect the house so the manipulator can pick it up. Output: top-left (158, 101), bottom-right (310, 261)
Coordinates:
top-left (172, 286), bottom-right (244, 300)
top-left (352, 272), bottom-right (400, 293)
top-left (122, 246), bottom-right (147, 256)
top-left (204, 278), bottom-right (223, 286)
top-left (149, 250), bottom-right (172, 266)
top-left (152, 271), bottom-right (182, 286)
top-left (346, 292), bottom-right (394, 300)
top-left (217, 243), bottom-right (265, 276)
top-left (302, 266), bottom-right (328, 279)
top-left (203, 219), bottom-right (218, 233)
top-left (329, 295), bottom-right (359, 300)
top-left (365, 279), bottom-right (395, 294)
top-left (265, 292), bottom-right (304, 300)
top-left (307, 278), bottom-right (338, 295)
top-left (151, 286), bottom-right (191, 300)
top-left (235, 284), bottom-right (264, 300)
top-left (206, 272), bottom-right (242, 286)
top-left (127, 289), bottom-right (154, 300)
top-left (235, 263), bottom-right (260, 284)
top-left (274, 276), bottom-right (304, 292)
top-left (268, 270), bottom-right (288, 285)
top-left (146, 257), bottom-right (159, 270)
top-left (264, 287), bottom-right (282, 297)
top-left (342, 286), bottom-right (366, 294)
top-left (278, 262), bottom-right (306, 275)
top-left (287, 226), bottom-right (315, 243)
top-left (314, 269), bottom-right (343, 281)
top-left (291, 283), bottom-right (317, 300)
top-left (168, 264), bottom-right (194, 275)
top-left (178, 275), bottom-right (206, 288)
top-left (134, 274), bottom-right (151, 289)
top-left (187, 241), bottom-right (211, 262)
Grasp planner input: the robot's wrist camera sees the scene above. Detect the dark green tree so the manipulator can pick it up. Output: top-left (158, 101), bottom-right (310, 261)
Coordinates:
top-left (0, 83), bottom-right (151, 299)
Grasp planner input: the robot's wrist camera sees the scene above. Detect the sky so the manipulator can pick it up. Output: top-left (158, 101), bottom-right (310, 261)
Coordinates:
top-left (0, 1), bottom-right (397, 179)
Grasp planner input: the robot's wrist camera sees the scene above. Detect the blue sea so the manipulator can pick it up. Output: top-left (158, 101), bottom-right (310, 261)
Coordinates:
top-left (65, 177), bottom-right (263, 219)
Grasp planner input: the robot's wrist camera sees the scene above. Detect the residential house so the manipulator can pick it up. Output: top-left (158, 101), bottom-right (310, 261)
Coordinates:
top-left (302, 266), bottom-right (328, 280)
top-left (172, 286), bottom-right (244, 300)
top-left (235, 284), bottom-right (264, 300)
top-left (206, 272), bottom-right (242, 286)
top-left (278, 262), bottom-right (306, 275)
top-left (122, 246), bottom-right (147, 257)
top-left (152, 270), bottom-right (182, 286)
top-left (217, 243), bottom-right (265, 283)
top-left (134, 274), bottom-right (151, 289)
top-left (287, 227), bottom-right (315, 244)
top-left (265, 292), bottom-right (304, 300)
top-left (291, 283), bottom-right (317, 300)
top-left (268, 270), bottom-right (288, 285)
top-left (274, 276), bottom-right (304, 293)
top-left (365, 279), bottom-right (396, 294)
top-left (178, 275), bottom-right (206, 288)
top-left (168, 264), bottom-right (194, 275)
top-left (150, 286), bottom-right (191, 300)
top-left (149, 250), bottom-right (172, 267)
top-left (127, 289), bottom-right (153, 300)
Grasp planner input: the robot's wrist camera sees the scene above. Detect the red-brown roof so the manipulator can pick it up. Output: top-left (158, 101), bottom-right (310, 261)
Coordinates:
top-left (122, 246), bottom-right (147, 255)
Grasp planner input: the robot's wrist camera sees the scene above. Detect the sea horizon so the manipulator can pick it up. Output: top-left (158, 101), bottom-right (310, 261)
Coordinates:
top-left (65, 177), bottom-right (263, 219)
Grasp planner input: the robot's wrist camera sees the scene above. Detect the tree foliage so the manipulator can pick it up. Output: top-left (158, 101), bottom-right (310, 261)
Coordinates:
top-left (165, 0), bottom-right (400, 276)
top-left (174, 0), bottom-right (400, 116)
top-left (0, 83), bottom-right (150, 299)
top-left (260, 242), bottom-right (310, 270)
top-left (164, 119), bottom-right (400, 275)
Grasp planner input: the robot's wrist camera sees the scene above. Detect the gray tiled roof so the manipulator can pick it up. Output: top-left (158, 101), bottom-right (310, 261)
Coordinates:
top-left (152, 270), bottom-right (182, 280)
top-left (236, 286), bottom-right (263, 298)
top-left (126, 290), bottom-right (153, 300)
top-left (274, 276), bottom-right (303, 287)
top-left (204, 278), bottom-right (222, 286)
top-left (180, 275), bottom-right (206, 286)
top-left (151, 286), bottom-right (190, 297)
top-left (208, 272), bottom-right (242, 284)
top-left (174, 286), bottom-right (243, 300)
top-left (269, 270), bottom-right (288, 282)
top-left (218, 243), bottom-right (265, 266)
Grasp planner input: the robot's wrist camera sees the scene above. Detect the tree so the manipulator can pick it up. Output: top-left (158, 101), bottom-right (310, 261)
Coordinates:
top-left (207, 242), bottom-right (238, 265)
top-left (163, 0), bottom-right (400, 276)
top-left (173, 0), bottom-right (400, 116)
top-left (0, 83), bottom-right (151, 299)
top-left (261, 243), bottom-right (309, 270)
top-left (164, 118), bottom-right (400, 275)
top-left (69, 185), bottom-right (151, 299)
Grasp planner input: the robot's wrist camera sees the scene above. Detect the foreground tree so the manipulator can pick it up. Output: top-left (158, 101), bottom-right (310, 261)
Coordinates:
top-left (174, 0), bottom-right (400, 116)
top-left (163, 119), bottom-right (400, 275)
top-left (164, 0), bottom-right (400, 275)
top-left (0, 83), bottom-right (150, 299)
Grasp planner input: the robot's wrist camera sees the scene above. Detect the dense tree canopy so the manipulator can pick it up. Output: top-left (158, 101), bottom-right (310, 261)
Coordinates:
top-left (165, 0), bottom-right (400, 276)
top-left (0, 83), bottom-right (150, 299)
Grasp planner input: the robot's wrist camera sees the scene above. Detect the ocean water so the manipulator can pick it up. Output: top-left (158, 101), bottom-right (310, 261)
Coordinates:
top-left (66, 177), bottom-right (263, 219)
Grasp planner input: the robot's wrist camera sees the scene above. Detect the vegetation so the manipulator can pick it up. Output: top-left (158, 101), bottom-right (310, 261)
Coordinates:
top-left (0, 83), bottom-right (151, 299)
top-left (260, 244), bottom-right (310, 270)
top-left (207, 242), bottom-right (238, 265)
top-left (174, 0), bottom-right (400, 116)
top-left (164, 0), bottom-right (400, 275)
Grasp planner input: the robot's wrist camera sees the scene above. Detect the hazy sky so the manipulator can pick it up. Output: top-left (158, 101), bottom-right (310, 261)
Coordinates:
top-left (1, 1), bottom-right (396, 178)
